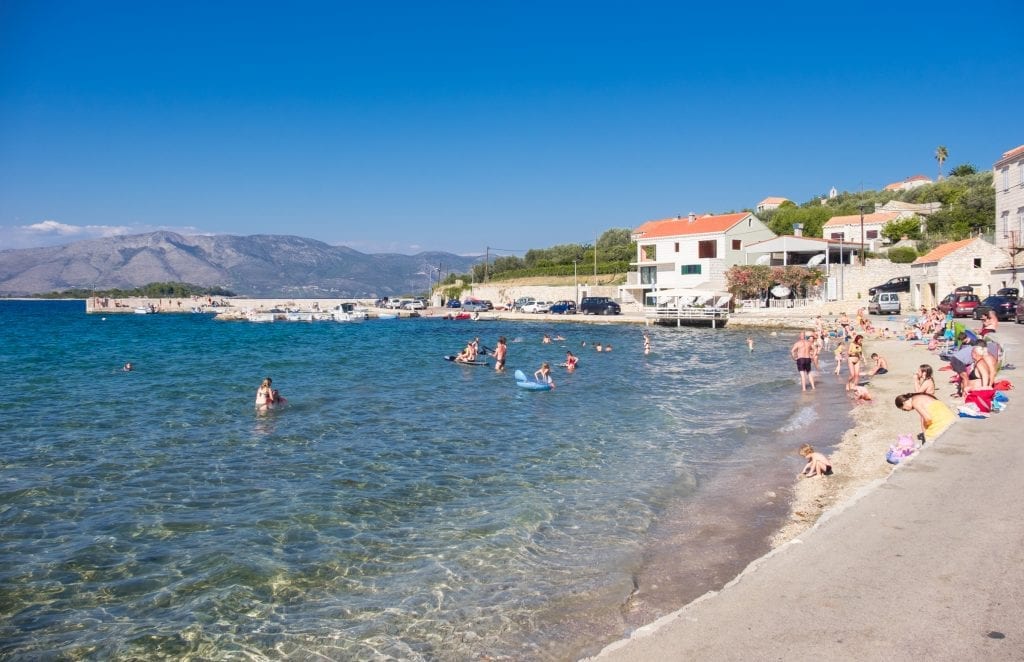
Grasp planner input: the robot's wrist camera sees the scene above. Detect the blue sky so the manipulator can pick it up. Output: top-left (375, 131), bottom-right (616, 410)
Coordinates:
top-left (2, 1), bottom-right (1021, 255)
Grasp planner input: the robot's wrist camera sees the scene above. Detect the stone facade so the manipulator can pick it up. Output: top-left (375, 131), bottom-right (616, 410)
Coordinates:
top-left (910, 238), bottom-right (1008, 308)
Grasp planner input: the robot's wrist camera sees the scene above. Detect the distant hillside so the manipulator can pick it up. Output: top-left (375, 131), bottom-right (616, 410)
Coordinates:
top-left (0, 231), bottom-right (480, 297)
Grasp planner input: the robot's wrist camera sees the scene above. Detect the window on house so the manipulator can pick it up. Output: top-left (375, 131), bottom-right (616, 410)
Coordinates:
top-left (640, 266), bottom-right (657, 285)
top-left (674, 242), bottom-right (679, 252)
top-left (830, 232), bottom-right (844, 240)
top-left (1016, 207), bottom-right (1024, 237)
top-left (680, 265), bottom-right (701, 275)
top-left (698, 240), bottom-right (717, 259)
top-left (732, 239), bottom-right (741, 250)
top-left (866, 230), bottom-right (878, 239)
top-left (1002, 211), bottom-right (1011, 237)
top-left (641, 244), bottom-right (656, 261)
top-left (974, 258), bottom-right (982, 268)
top-left (1003, 167), bottom-right (1010, 191)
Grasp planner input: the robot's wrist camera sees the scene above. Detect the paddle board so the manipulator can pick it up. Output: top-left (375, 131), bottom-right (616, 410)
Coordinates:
top-left (445, 355), bottom-right (489, 366)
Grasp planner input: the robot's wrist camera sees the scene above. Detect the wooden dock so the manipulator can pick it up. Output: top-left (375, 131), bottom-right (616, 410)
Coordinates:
top-left (644, 306), bottom-right (730, 328)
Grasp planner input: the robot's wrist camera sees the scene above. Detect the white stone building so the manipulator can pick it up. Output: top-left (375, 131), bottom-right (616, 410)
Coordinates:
top-left (909, 238), bottom-right (1007, 308)
top-left (994, 144), bottom-right (1024, 252)
top-left (627, 212), bottom-right (775, 306)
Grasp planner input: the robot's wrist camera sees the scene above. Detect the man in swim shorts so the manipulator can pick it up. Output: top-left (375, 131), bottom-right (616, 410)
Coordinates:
top-left (493, 336), bottom-right (507, 372)
top-left (790, 332), bottom-right (816, 391)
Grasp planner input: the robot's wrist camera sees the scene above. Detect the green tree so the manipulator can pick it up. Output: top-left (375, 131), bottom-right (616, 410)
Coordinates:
top-left (935, 145), bottom-right (948, 181)
top-left (887, 247), bottom-right (918, 263)
top-left (949, 163), bottom-right (977, 177)
top-left (881, 216), bottom-right (923, 243)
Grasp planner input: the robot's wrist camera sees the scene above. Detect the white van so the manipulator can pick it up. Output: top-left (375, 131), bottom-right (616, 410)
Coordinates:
top-left (868, 292), bottom-right (901, 315)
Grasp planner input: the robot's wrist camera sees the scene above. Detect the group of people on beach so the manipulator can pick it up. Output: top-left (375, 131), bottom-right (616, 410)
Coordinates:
top-left (795, 300), bottom-right (1013, 477)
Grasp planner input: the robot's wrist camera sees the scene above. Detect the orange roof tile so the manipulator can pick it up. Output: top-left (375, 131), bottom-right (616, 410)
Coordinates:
top-left (1001, 144), bottom-right (1024, 159)
top-left (912, 238), bottom-right (977, 264)
top-left (822, 212), bottom-right (900, 227)
top-left (758, 196), bottom-right (789, 205)
top-left (633, 213), bottom-right (750, 239)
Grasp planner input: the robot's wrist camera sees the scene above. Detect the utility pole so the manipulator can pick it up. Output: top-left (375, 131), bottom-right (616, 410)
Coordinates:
top-left (859, 205), bottom-right (866, 266)
top-left (593, 235), bottom-right (598, 278)
top-left (484, 246), bottom-right (489, 282)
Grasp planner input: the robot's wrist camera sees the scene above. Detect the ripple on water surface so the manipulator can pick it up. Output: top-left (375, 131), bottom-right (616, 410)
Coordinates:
top-left (0, 302), bottom-right (853, 659)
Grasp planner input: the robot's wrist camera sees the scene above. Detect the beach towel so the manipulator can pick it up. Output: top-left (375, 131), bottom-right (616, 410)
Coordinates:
top-left (993, 379), bottom-right (1014, 392)
top-left (957, 403), bottom-right (990, 419)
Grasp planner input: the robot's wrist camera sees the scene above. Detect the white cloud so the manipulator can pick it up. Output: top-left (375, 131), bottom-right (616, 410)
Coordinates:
top-left (0, 220), bottom-right (220, 250)
top-left (22, 220), bottom-right (131, 237)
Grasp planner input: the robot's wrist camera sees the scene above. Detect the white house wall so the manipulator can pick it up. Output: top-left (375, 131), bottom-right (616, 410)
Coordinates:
top-left (994, 149), bottom-right (1024, 251)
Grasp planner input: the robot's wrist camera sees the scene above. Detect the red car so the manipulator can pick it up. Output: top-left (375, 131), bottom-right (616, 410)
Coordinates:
top-left (938, 292), bottom-right (981, 317)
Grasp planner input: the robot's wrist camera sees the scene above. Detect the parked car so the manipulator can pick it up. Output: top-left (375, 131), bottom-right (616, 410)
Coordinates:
top-left (462, 299), bottom-right (489, 312)
top-left (867, 292), bottom-right (901, 315)
top-left (868, 276), bottom-right (910, 296)
top-left (403, 299), bottom-right (426, 310)
top-left (549, 300), bottom-right (577, 314)
top-left (938, 292), bottom-right (981, 317)
top-left (522, 301), bottom-right (552, 313)
top-left (387, 298), bottom-right (411, 309)
top-left (446, 299), bottom-right (462, 308)
top-left (973, 295), bottom-right (1018, 321)
top-left (1017, 298), bottom-right (1024, 324)
top-left (513, 297), bottom-right (536, 312)
top-left (997, 287), bottom-right (1019, 298)
top-left (579, 296), bottom-right (621, 315)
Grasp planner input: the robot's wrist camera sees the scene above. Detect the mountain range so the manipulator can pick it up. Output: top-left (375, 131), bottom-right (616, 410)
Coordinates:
top-left (0, 232), bottom-right (481, 298)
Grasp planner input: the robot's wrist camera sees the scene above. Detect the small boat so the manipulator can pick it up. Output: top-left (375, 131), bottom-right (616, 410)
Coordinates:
top-left (285, 311), bottom-right (315, 322)
top-left (248, 312), bottom-right (276, 323)
top-left (133, 305), bottom-right (156, 314)
top-left (332, 303), bottom-right (368, 322)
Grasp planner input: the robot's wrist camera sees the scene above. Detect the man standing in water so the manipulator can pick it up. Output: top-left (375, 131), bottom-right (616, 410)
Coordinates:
top-left (790, 332), bottom-right (816, 391)
top-left (493, 336), bottom-right (507, 372)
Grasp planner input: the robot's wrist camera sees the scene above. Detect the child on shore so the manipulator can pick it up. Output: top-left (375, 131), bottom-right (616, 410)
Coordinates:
top-left (798, 444), bottom-right (833, 477)
top-left (833, 343), bottom-right (845, 375)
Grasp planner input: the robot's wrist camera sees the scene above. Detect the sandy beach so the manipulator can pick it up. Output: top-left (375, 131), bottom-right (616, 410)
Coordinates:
top-left (588, 319), bottom-right (1023, 660)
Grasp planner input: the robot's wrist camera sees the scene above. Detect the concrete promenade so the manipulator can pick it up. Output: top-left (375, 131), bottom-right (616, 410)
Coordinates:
top-left (591, 322), bottom-right (1024, 661)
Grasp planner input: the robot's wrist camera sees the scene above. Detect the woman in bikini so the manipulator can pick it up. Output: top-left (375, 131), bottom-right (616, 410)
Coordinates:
top-left (979, 309), bottom-right (999, 337)
top-left (255, 377), bottom-right (275, 410)
top-left (846, 335), bottom-right (864, 391)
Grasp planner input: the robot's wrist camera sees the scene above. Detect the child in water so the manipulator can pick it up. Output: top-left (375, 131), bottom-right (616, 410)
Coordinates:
top-left (798, 444), bottom-right (833, 477)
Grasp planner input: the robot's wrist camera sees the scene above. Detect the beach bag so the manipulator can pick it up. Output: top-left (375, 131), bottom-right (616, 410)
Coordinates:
top-left (964, 389), bottom-right (995, 413)
top-left (886, 434), bottom-right (918, 464)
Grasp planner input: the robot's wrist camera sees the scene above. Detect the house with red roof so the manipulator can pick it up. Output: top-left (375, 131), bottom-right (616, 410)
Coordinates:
top-left (883, 174), bottom-right (932, 192)
top-left (909, 237), bottom-right (1007, 308)
top-left (627, 211), bottom-right (774, 305)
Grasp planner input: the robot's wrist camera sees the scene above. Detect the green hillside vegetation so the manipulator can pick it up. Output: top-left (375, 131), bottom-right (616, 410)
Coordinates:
top-left (33, 282), bottom-right (236, 299)
top-left (757, 167), bottom-right (994, 251)
top-left (447, 228), bottom-right (636, 283)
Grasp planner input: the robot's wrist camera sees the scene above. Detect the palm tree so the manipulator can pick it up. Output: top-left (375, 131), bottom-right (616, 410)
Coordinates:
top-left (935, 145), bottom-right (948, 181)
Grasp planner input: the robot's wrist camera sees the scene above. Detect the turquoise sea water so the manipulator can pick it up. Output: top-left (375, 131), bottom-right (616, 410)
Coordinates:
top-left (0, 300), bottom-right (851, 660)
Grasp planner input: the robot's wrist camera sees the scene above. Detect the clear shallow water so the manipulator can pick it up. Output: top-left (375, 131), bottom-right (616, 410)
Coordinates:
top-left (0, 301), bottom-right (851, 660)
